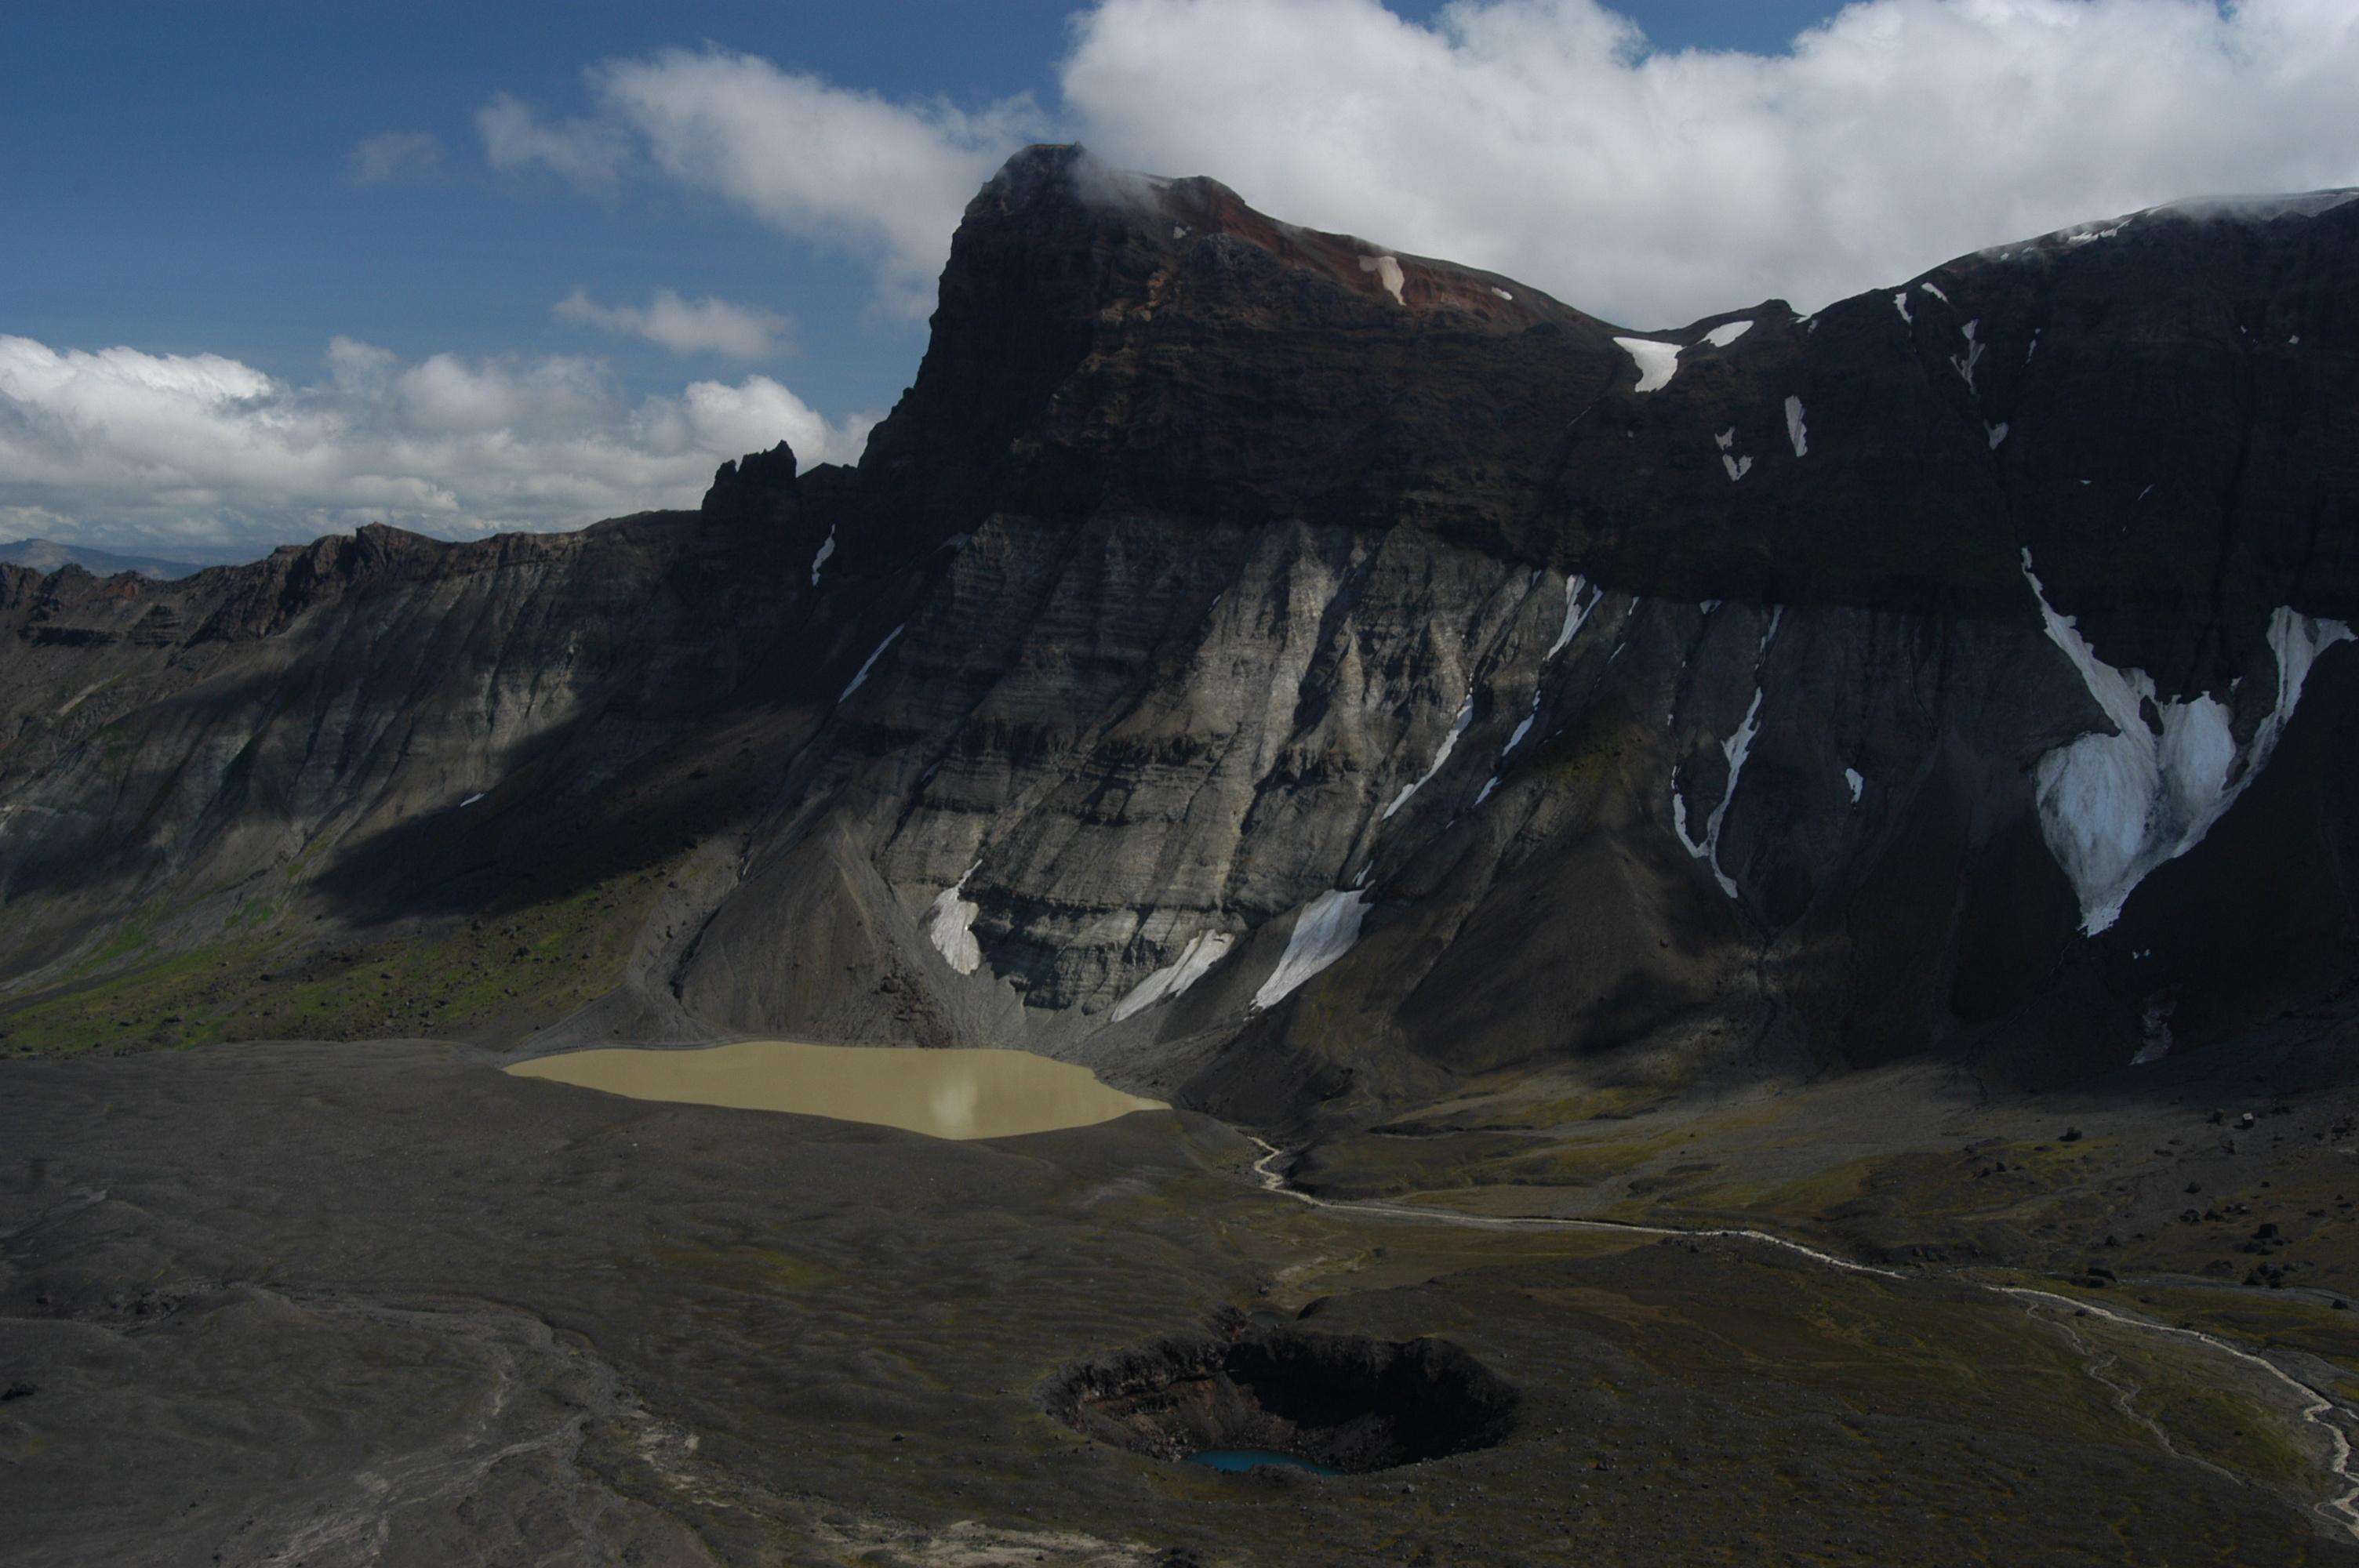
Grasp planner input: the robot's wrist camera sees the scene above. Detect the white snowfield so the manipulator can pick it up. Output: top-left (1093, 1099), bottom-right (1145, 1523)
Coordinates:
top-left (1383, 694), bottom-right (1474, 818)
top-left (1545, 575), bottom-right (1601, 659)
top-left (1951, 321), bottom-right (1984, 393)
top-left (925, 862), bottom-right (984, 975)
top-left (838, 624), bottom-right (905, 702)
top-left (1672, 610), bottom-right (1782, 899)
top-left (1613, 323), bottom-right (1748, 394)
top-left (1844, 768), bottom-right (1863, 806)
top-left (811, 525), bottom-right (835, 586)
top-left (1500, 575), bottom-right (1602, 769)
top-left (2063, 221), bottom-right (2128, 246)
top-left (1892, 292), bottom-right (1913, 326)
top-left (1489, 286), bottom-right (1514, 301)
top-left (1502, 708), bottom-right (1538, 758)
top-left (1252, 888), bottom-right (1372, 1011)
top-left (1784, 397), bottom-right (1808, 458)
top-left (1986, 422), bottom-right (2009, 450)
top-left (1612, 336), bottom-right (1681, 393)
top-left (1109, 929), bottom-right (1235, 1021)
top-left (1714, 426), bottom-right (1751, 482)
top-left (2022, 550), bottom-right (2353, 935)
top-left (1358, 253), bottom-right (1405, 305)
top-left (1674, 689), bottom-right (1763, 899)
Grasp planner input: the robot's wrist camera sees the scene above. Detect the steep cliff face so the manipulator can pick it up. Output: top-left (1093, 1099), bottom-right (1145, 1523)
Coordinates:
top-left (4, 147), bottom-right (2355, 1128)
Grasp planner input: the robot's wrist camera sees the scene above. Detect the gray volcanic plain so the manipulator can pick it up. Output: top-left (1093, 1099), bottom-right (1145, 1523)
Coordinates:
top-left (9, 1038), bottom-right (2359, 1566)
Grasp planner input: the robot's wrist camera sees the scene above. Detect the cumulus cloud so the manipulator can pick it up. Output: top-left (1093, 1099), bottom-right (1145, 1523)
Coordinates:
top-left (347, 130), bottom-right (443, 187)
top-left (482, 49), bottom-right (1046, 315)
top-left (554, 287), bottom-right (791, 357)
top-left (478, 91), bottom-right (630, 187)
top-left (0, 334), bottom-right (876, 557)
top-left (1060, 0), bottom-right (2359, 326)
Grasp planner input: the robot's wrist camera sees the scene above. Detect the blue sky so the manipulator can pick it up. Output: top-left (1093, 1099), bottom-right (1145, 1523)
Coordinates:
top-left (5, 1), bottom-right (2354, 560)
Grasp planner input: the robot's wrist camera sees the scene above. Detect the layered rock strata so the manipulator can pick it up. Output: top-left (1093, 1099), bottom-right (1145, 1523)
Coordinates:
top-left (5, 150), bottom-right (2356, 1124)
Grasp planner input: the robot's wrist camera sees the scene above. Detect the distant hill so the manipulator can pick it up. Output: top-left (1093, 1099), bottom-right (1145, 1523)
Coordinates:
top-left (0, 537), bottom-right (219, 579)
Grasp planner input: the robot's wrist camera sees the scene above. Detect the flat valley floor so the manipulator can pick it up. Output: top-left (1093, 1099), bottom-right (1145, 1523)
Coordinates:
top-left (8, 1037), bottom-right (2359, 1566)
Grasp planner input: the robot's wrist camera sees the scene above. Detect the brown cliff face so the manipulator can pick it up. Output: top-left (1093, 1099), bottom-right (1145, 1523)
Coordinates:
top-left (2, 149), bottom-right (2355, 1130)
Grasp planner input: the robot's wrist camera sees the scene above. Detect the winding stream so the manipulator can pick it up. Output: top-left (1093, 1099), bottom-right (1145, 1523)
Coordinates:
top-left (1245, 1136), bottom-right (2359, 1539)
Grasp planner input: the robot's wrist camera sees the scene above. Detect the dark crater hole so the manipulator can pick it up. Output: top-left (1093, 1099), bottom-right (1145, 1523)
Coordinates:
top-left (1038, 1326), bottom-right (1518, 1475)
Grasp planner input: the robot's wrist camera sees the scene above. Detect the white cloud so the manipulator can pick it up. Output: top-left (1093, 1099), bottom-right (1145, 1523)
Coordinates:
top-left (0, 334), bottom-right (877, 558)
top-left (1061, 0), bottom-right (2359, 326)
top-left (478, 5), bottom-right (2359, 329)
top-left (347, 130), bottom-right (443, 187)
top-left (478, 91), bottom-right (630, 187)
top-left (554, 287), bottom-right (791, 358)
top-left (482, 49), bottom-right (1046, 315)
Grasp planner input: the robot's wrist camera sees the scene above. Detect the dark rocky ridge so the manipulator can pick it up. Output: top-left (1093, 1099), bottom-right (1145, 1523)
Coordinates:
top-left (3, 148), bottom-right (2356, 1134)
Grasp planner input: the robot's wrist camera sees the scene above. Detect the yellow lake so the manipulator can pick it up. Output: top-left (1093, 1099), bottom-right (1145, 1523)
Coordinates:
top-left (504, 1039), bottom-right (1166, 1140)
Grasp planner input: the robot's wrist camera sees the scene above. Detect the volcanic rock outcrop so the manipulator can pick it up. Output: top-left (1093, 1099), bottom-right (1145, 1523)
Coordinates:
top-left (4, 147), bottom-right (2356, 1127)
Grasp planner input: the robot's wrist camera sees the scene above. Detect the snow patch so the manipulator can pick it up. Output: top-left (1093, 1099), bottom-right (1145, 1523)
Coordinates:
top-left (2023, 550), bottom-right (2354, 934)
top-left (1986, 422), bottom-right (2009, 450)
top-left (1919, 281), bottom-right (1950, 303)
top-left (1473, 776), bottom-right (1501, 808)
top-left (1501, 710), bottom-right (1538, 758)
top-left (1784, 396), bottom-right (1808, 458)
top-left (1358, 254), bottom-right (1405, 305)
top-left (1252, 889), bottom-right (1372, 1011)
top-left (1844, 768), bottom-right (1863, 806)
top-left (1673, 689), bottom-right (1765, 900)
top-left (1702, 320), bottom-right (1753, 348)
top-left (1612, 336), bottom-right (1682, 393)
top-left (1951, 321), bottom-right (1984, 393)
top-left (925, 862), bottom-right (983, 975)
top-left (2132, 996), bottom-right (2174, 1066)
top-left (1383, 694), bottom-right (1474, 818)
top-left (811, 525), bottom-right (836, 587)
top-left (839, 624), bottom-right (906, 702)
top-left (1501, 575), bottom-right (1595, 764)
top-left (460, 792), bottom-right (485, 808)
top-left (1489, 286), bottom-right (1514, 301)
top-left (1892, 292), bottom-right (1913, 325)
top-left (1545, 575), bottom-right (1601, 659)
top-left (1172, 224), bottom-right (1189, 239)
top-left (1109, 930), bottom-right (1234, 1021)
top-left (2026, 330), bottom-right (2041, 363)
top-left (1722, 453), bottom-right (1753, 482)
